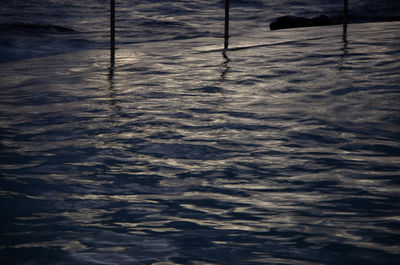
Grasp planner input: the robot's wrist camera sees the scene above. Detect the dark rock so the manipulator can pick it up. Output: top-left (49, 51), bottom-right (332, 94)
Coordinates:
top-left (270, 15), bottom-right (334, 30)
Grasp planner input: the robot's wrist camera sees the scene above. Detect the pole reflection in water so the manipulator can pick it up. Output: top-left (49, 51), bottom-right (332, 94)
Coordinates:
top-left (339, 11), bottom-right (349, 72)
top-left (108, 52), bottom-right (120, 112)
top-left (221, 51), bottom-right (231, 80)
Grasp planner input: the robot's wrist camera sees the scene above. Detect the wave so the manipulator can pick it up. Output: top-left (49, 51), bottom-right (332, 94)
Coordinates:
top-left (0, 23), bottom-right (75, 34)
top-left (0, 23), bottom-right (100, 64)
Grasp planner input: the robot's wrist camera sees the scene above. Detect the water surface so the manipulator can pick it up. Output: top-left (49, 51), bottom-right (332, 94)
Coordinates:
top-left (1, 20), bottom-right (400, 264)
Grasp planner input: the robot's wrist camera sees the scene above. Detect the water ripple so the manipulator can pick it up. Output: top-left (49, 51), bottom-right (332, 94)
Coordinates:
top-left (1, 22), bottom-right (400, 264)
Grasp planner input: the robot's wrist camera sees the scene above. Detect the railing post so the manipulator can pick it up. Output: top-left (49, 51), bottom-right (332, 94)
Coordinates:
top-left (224, 0), bottom-right (230, 50)
top-left (343, 0), bottom-right (348, 35)
top-left (110, 0), bottom-right (115, 61)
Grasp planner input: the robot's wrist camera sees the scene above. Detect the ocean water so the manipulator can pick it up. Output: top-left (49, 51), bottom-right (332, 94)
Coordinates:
top-left (1, 1), bottom-right (400, 265)
top-left (1, 0), bottom-right (400, 62)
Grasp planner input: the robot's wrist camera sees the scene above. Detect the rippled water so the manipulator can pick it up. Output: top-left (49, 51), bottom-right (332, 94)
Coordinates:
top-left (1, 0), bottom-right (400, 62)
top-left (1, 18), bottom-right (400, 265)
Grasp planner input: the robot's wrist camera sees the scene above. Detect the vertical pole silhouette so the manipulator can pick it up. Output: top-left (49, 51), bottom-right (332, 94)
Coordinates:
top-left (224, 0), bottom-right (230, 50)
top-left (343, 0), bottom-right (348, 36)
top-left (110, 0), bottom-right (115, 63)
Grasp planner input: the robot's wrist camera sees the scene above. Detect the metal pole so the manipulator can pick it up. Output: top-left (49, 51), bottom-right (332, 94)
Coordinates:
top-left (224, 0), bottom-right (229, 50)
top-left (343, 0), bottom-right (348, 36)
top-left (110, 0), bottom-right (115, 60)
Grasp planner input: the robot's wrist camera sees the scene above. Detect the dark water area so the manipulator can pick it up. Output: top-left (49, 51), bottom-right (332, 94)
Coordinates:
top-left (1, 1), bottom-right (400, 265)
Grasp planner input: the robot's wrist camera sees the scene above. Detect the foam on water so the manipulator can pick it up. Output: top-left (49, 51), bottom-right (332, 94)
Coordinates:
top-left (1, 20), bottom-right (400, 264)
